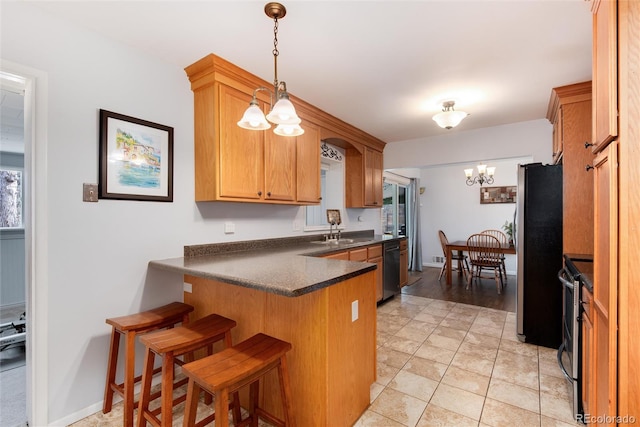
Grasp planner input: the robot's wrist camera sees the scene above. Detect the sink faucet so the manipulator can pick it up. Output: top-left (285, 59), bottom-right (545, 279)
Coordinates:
top-left (328, 221), bottom-right (336, 240)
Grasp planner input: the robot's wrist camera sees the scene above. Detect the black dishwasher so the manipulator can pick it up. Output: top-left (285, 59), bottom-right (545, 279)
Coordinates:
top-left (383, 240), bottom-right (401, 301)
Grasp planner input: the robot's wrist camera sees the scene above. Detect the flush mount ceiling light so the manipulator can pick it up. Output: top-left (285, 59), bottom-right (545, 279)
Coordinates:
top-left (432, 100), bottom-right (468, 130)
top-left (464, 164), bottom-right (496, 186)
top-left (237, 2), bottom-right (304, 137)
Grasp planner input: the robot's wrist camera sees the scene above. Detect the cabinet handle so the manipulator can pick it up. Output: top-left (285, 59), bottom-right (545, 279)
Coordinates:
top-left (267, 192), bottom-right (271, 197)
top-left (585, 165), bottom-right (594, 172)
top-left (258, 191), bottom-right (262, 196)
top-left (318, 197), bottom-right (322, 200)
top-left (585, 141), bottom-right (594, 149)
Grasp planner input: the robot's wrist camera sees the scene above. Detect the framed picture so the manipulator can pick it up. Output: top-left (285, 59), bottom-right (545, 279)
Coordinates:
top-left (480, 186), bottom-right (517, 204)
top-left (99, 109), bottom-right (173, 202)
top-left (326, 209), bottom-right (341, 225)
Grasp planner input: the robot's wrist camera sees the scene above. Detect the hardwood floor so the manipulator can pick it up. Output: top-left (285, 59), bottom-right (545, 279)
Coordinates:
top-left (399, 266), bottom-right (516, 312)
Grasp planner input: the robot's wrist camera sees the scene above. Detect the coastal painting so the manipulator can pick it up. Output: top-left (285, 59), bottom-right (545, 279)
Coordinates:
top-left (99, 110), bottom-right (173, 202)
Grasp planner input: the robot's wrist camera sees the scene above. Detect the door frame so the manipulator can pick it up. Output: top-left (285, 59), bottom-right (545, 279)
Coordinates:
top-left (1, 59), bottom-right (49, 427)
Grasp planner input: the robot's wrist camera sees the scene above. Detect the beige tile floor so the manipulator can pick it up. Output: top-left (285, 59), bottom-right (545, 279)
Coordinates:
top-left (73, 294), bottom-right (582, 427)
top-left (357, 294), bottom-right (583, 427)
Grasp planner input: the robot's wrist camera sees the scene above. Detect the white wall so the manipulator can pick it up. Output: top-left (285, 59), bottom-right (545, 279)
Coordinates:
top-left (384, 120), bottom-right (553, 274)
top-left (1, 3), bottom-right (382, 424)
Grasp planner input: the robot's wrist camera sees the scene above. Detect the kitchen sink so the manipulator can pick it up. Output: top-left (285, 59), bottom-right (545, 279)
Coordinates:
top-left (310, 238), bottom-right (356, 245)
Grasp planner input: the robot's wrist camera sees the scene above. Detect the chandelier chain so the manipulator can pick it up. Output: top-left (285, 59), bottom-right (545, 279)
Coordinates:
top-left (272, 16), bottom-right (280, 90)
top-left (272, 17), bottom-right (279, 57)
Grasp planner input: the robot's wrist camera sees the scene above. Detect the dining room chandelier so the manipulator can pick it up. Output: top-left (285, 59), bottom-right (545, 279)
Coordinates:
top-left (237, 2), bottom-right (304, 137)
top-left (432, 100), bottom-right (468, 129)
top-left (465, 164), bottom-right (495, 186)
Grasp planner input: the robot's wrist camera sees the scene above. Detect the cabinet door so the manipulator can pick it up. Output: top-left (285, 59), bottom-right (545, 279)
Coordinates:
top-left (264, 132), bottom-right (296, 202)
top-left (370, 256), bottom-right (383, 302)
top-left (591, 0), bottom-right (618, 151)
top-left (324, 251), bottom-right (349, 260)
top-left (364, 148), bottom-right (383, 207)
top-left (296, 122), bottom-right (321, 203)
top-left (218, 84), bottom-right (264, 200)
top-left (399, 249), bottom-right (408, 287)
top-left (592, 142), bottom-right (618, 423)
top-left (349, 248), bottom-right (368, 262)
top-left (562, 99), bottom-right (595, 255)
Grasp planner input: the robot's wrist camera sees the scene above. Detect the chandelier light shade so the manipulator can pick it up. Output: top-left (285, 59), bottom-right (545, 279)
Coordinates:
top-left (465, 164), bottom-right (495, 186)
top-left (433, 100), bottom-right (468, 129)
top-left (274, 123), bottom-right (304, 136)
top-left (237, 95), bottom-right (271, 130)
top-left (237, 2), bottom-right (303, 136)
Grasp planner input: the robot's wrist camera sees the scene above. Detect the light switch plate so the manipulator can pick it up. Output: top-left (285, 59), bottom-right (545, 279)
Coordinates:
top-left (351, 300), bottom-right (359, 322)
top-left (183, 282), bottom-right (193, 293)
top-left (83, 183), bottom-right (98, 202)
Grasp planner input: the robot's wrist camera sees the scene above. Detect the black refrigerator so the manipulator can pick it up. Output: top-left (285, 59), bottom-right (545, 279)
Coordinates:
top-left (516, 163), bottom-right (563, 348)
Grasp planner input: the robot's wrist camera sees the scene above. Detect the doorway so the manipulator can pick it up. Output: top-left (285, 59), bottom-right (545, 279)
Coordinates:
top-left (0, 69), bottom-right (28, 427)
top-left (382, 179), bottom-right (407, 237)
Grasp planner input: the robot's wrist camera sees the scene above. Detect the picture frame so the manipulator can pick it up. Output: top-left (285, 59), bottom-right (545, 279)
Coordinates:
top-left (99, 109), bottom-right (173, 202)
top-left (326, 209), bottom-right (342, 225)
top-left (480, 186), bottom-right (517, 204)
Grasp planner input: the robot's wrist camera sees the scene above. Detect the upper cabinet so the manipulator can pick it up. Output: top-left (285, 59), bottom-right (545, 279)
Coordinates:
top-left (342, 144), bottom-right (383, 208)
top-left (185, 54), bottom-right (385, 205)
top-left (591, 0), bottom-right (618, 152)
top-left (546, 81), bottom-right (594, 256)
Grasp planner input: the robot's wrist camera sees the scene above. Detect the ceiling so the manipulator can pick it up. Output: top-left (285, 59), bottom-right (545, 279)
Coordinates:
top-left (3, 1), bottom-right (593, 149)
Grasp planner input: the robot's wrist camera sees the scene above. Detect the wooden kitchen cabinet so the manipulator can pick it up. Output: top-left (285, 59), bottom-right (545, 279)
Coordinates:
top-left (185, 56), bottom-right (321, 205)
top-left (591, 0), bottom-right (618, 152)
top-left (592, 141), bottom-right (618, 424)
top-left (345, 145), bottom-right (383, 208)
top-left (322, 244), bottom-right (384, 302)
top-left (581, 285), bottom-right (594, 418)
top-left (367, 245), bottom-right (384, 302)
top-left (399, 238), bottom-right (408, 287)
top-left (296, 121), bottom-right (321, 203)
top-left (547, 82), bottom-right (594, 255)
top-left (587, 1), bottom-right (640, 422)
top-left (186, 53), bottom-right (384, 205)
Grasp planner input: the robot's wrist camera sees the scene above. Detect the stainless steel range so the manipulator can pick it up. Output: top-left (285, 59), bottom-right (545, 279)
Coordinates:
top-left (557, 253), bottom-right (593, 422)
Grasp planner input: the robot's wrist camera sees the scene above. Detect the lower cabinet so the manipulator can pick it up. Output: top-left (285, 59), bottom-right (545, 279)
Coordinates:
top-left (399, 238), bottom-right (408, 287)
top-left (323, 244), bottom-right (384, 302)
top-left (366, 246), bottom-right (384, 303)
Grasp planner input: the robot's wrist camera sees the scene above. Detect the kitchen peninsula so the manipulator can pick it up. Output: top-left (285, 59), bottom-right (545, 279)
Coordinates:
top-left (148, 232), bottom-right (401, 426)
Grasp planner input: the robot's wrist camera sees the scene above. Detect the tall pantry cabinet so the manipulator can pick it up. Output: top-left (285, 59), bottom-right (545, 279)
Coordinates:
top-left (546, 81), bottom-right (594, 256)
top-left (589, 0), bottom-right (640, 424)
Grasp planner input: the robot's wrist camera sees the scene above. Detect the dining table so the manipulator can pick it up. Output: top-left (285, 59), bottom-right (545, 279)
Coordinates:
top-left (445, 240), bottom-right (517, 285)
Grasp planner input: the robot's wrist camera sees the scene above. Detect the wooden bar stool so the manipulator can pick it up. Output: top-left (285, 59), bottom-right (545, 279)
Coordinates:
top-left (181, 333), bottom-right (294, 427)
top-left (136, 313), bottom-right (239, 427)
top-left (104, 302), bottom-right (194, 427)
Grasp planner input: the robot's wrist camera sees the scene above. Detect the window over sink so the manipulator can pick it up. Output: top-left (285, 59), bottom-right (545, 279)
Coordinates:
top-left (305, 142), bottom-right (345, 231)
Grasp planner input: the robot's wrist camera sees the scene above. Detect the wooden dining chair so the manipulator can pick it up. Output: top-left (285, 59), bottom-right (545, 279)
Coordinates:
top-left (438, 230), bottom-right (470, 281)
top-left (466, 233), bottom-right (504, 294)
top-left (481, 229), bottom-right (509, 283)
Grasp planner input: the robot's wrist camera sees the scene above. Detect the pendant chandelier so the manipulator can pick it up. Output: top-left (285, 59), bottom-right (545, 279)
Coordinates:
top-left (237, 2), bottom-right (304, 137)
top-left (465, 164), bottom-right (495, 186)
top-left (433, 100), bottom-right (468, 129)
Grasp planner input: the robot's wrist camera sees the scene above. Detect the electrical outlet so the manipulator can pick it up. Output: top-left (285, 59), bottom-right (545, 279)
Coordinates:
top-left (224, 222), bottom-right (235, 234)
top-left (183, 282), bottom-right (192, 293)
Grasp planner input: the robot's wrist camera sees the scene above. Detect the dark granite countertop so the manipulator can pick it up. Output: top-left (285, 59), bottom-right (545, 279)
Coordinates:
top-left (149, 231), bottom-right (406, 297)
